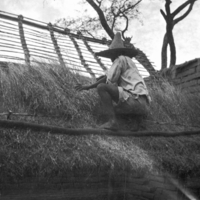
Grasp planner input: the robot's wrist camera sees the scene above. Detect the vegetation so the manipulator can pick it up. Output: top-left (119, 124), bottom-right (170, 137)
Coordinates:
top-left (160, 0), bottom-right (197, 69)
top-left (56, 0), bottom-right (142, 39)
top-left (56, 0), bottom-right (199, 72)
top-left (0, 62), bottom-right (200, 186)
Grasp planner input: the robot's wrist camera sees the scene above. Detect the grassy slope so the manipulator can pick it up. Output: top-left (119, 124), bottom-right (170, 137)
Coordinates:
top-left (0, 62), bottom-right (200, 184)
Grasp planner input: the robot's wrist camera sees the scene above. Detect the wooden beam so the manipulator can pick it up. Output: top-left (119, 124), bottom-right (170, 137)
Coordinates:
top-left (0, 13), bottom-right (108, 45)
top-left (68, 32), bottom-right (96, 78)
top-left (82, 37), bottom-right (107, 72)
top-left (48, 23), bottom-right (65, 67)
top-left (0, 119), bottom-right (200, 137)
top-left (18, 15), bottom-right (30, 65)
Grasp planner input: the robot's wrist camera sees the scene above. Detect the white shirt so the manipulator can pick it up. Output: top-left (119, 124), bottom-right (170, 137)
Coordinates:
top-left (106, 55), bottom-right (151, 103)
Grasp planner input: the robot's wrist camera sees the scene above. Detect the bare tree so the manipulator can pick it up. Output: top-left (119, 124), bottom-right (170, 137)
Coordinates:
top-left (160, 0), bottom-right (197, 69)
top-left (56, 0), bottom-right (142, 39)
top-left (85, 0), bottom-right (142, 39)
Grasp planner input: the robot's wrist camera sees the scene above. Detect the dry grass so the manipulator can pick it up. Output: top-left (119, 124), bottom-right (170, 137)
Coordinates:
top-left (0, 129), bottom-right (154, 184)
top-left (0, 62), bottom-right (98, 127)
top-left (147, 77), bottom-right (200, 132)
top-left (0, 62), bottom-right (200, 184)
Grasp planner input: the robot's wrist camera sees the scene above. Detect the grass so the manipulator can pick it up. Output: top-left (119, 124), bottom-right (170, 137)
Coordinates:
top-left (0, 61), bottom-right (200, 185)
top-left (0, 62), bottom-right (98, 127)
top-left (146, 76), bottom-right (200, 132)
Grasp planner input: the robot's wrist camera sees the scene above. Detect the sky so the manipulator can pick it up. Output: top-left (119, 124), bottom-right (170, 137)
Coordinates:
top-left (0, 0), bottom-right (200, 70)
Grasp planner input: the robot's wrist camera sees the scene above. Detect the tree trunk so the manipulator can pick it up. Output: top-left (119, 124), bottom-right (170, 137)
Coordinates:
top-left (86, 0), bottom-right (114, 39)
top-left (161, 33), bottom-right (168, 70)
top-left (165, 17), bottom-right (176, 68)
top-left (168, 30), bottom-right (176, 67)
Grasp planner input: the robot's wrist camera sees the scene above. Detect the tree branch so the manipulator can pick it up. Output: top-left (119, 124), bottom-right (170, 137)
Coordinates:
top-left (165, 0), bottom-right (172, 16)
top-left (80, 29), bottom-right (96, 38)
top-left (95, 0), bottom-right (103, 7)
top-left (86, 0), bottom-right (114, 39)
top-left (121, 14), bottom-right (129, 39)
top-left (160, 9), bottom-right (167, 21)
top-left (172, 0), bottom-right (196, 17)
top-left (111, 16), bottom-right (117, 31)
top-left (121, 0), bottom-right (142, 15)
top-left (118, 0), bottom-right (129, 13)
top-left (110, 2), bottom-right (117, 30)
top-left (174, 1), bottom-right (196, 24)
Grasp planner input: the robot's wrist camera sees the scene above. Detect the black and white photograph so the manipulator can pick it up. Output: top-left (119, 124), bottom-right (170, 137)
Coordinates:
top-left (0, 0), bottom-right (200, 199)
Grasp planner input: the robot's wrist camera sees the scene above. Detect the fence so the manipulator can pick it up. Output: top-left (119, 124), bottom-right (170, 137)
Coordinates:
top-left (0, 10), bottom-right (151, 78)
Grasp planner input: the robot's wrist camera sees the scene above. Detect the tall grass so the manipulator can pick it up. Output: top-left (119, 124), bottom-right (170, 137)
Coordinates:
top-left (1, 62), bottom-right (199, 130)
top-left (0, 62), bottom-right (98, 127)
top-left (0, 61), bottom-right (200, 183)
top-left (147, 77), bottom-right (200, 132)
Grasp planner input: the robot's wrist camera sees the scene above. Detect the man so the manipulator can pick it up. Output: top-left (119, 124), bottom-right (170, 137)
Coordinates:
top-left (75, 32), bottom-right (151, 130)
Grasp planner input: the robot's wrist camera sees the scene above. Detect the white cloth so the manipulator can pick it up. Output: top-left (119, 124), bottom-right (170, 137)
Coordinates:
top-left (106, 55), bottom-right (151, 103)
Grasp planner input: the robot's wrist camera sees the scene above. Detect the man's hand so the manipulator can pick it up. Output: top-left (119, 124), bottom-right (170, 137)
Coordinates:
top-left (75, 76), bottom-right (106, 91)
top-left (75, 84), bottom-right (89, 91)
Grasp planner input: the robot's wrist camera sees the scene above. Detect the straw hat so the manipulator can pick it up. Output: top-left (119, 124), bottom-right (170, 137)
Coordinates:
top-left (95, 32), bottom-right (138, 59)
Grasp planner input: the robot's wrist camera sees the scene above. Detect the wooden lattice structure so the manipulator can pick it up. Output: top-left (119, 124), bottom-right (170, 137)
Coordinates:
top-left (0, 10), bottom-right (155, 78)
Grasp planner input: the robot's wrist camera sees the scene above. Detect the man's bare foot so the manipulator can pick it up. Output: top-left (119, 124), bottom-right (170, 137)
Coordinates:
top-left (99, 120), bottom-right (119, 130)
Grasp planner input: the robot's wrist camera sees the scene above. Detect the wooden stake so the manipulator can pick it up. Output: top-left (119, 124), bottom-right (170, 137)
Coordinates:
top-left (68, 32), bottom-right (96, 78)
top-left (18, 15), bottom-right (30, 66)
top-left (48, 23), bottom-right (66, 67)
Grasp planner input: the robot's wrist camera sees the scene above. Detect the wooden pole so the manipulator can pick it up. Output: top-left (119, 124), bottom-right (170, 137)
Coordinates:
top-left (82, 37), bottom-right (107, 72)
top-left (18, 15), bottom-right (30, 65)
top-left (48, 23), bottom-right (66, 67)
top-left (68, 31), bottom-right (96, 78)
top-left (0, 119), bottom-right (200, 137)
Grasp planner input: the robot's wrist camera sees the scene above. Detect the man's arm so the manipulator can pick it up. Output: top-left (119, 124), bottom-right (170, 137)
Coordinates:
top-left (75, 75), bottom-right (107, 91)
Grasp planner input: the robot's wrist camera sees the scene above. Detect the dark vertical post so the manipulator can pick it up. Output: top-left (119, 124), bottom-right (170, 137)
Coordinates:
top-left (82, 37), bottom-right (107, 72)
top-left (18, 15), bottom-right (30, 65)
top-left (68, 32), bottom-right (95, 78)
top-left (48, 23), bottom-right (65, 67)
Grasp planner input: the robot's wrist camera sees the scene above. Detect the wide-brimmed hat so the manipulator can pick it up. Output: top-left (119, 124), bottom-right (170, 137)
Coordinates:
top-left (95, 32), bottom-right (138, 59)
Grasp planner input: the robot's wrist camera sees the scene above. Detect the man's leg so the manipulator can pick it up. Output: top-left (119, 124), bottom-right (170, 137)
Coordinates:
top-left (97, 83), bottom-right (119, 129)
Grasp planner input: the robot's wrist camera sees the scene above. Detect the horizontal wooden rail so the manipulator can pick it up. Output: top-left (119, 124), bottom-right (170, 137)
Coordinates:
top-left (0, 25), bottom-right (19, 32)
top-left (30, 54), bottom-right (58, 61)
top-left (0, 37), bottom-right (21, 44)
top-left (0, 44), bottom-right (22, 50)
top-left (0, 20), bottom-right (18, 27)
top-left (0, 50), bottom-right (24, 55)
top-left (0, 10), bottom-right (152, 77)
top-left (0, 119), bottom-right (200, 137)
top-left (0, 55), bottom-right (25, 61)
top-left (25, 39), bottom-right (54, 48)
top-left (0, 31), bottom-right (20, 38)
top-left (0, 13), bottom-right (108, 45)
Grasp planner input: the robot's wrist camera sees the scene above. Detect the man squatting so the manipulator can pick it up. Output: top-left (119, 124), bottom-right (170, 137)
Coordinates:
top-left (75, 32), bottom-right (151, 130)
